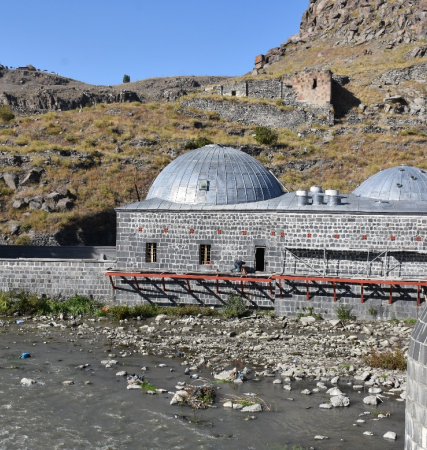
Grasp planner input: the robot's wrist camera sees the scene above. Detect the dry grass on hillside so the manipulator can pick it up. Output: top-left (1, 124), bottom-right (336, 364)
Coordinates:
top-left (1, 99), bottom-right (427, 242)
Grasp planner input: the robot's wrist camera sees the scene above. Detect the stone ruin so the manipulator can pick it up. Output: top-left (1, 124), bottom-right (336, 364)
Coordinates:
top-left (213, 69), bottom-right (332, 107)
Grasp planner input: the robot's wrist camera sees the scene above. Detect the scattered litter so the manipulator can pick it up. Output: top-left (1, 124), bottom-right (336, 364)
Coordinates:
top-left (16, 320), bottom-right (25, 324)
top-left (19, 353), bottom-right (31, 359)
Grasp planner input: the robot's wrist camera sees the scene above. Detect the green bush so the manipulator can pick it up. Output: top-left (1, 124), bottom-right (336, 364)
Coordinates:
top-left (0, 105), bottom-right (15, 122)
top-left (0, 291), bottom-right (102, 316)
top-left (123, 74), bottom-right (130, 83)
top-left (335, 303), bottom-right (355, 321)
top-left (364, 349), bottom-right (406, 371)
top-left (253, 126), bottom-right (278, 145)
top-left (222, 295), bottom-right (249, 318)
top-left (404, 318), bottom-right (417, 325)
top-left (185, 137), bottom-right (213, 150)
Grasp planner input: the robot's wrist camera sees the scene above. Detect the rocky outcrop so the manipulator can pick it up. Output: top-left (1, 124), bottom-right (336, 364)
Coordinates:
top-left (0, 69), bottom-right (228, 115)
top-left (255, 0), bottom-right (427, 72)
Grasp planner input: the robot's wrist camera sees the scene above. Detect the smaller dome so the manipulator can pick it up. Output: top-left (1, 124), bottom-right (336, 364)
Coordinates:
top-left (353, 165), bottom-right (427, 202)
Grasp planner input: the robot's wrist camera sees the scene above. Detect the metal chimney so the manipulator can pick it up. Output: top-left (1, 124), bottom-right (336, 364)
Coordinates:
top-left (310, 186), bottom-right (324, 205)
top-left (296, 190), bottom-right (309, 206)
top-left (325, 189), bottom-right (341, 206)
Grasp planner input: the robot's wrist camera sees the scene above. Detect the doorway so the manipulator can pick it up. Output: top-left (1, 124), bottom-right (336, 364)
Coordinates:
top-left (255, 247), bottom-right (265, 272)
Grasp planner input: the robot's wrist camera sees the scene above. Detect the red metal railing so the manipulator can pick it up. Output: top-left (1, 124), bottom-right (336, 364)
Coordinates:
top-left (105, 271), bottom-right (427, 305)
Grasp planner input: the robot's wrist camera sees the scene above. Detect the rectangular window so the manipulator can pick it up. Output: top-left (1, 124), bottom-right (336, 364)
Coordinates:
top-left (231, 90), bottom-right (236, 96)
top-left (312, 78), bottom-right (317, 89)
top-left (145, 243), bottom-right (157, 263)
top-left (199, 244), bottom-right (211, 265)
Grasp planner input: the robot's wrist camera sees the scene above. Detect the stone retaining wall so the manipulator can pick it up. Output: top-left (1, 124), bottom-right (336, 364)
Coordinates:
top-left (183, 98), bottom-right (334, 129)
top-left (0, 259), bottom-right (114, 301)
top-left (405, 305), bottom-right (427, 449)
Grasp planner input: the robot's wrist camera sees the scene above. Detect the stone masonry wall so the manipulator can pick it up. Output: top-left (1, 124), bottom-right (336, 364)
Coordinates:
top-left (405, 305), bottom-right (427, 450)
top-left (0, 259), bottom-right (114, 301)
top-left (114, 210), bottom-right (427, 319)
top-left (183, 98), bottom-right (334, 129)
top-left (215, 69), bottom-right (331, 106)
top-left (283, 69), bottom-right (332, 105)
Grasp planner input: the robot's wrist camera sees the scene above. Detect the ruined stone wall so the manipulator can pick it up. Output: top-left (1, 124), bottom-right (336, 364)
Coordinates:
top-left (214, 69), bottom-right (332, 106)
top-left (115, 210), bottom-right (427, 319)
top-left (282, 69), bottom-right (332, 105)
top-left (183, 98), bottom-right (334, 129)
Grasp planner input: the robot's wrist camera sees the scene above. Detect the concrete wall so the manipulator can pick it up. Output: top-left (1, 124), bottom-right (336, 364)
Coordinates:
top-left (114, 210), bottom-right (427, 318)
top-left (406, 305), bottom-right (427, 449)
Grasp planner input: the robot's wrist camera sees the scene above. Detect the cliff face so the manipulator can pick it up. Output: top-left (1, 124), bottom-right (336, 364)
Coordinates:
top-left (300, 0), bottom-right (427, 45)
top-left (255, 0), bottom-right (427, 72)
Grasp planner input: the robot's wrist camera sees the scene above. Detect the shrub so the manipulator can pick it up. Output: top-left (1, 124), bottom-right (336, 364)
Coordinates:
top-left (404, 318), bottom-right (417, 325)
top-left (222, 295), bottom-right (249, 318)
top-left (123, 74), bottom-right (130, 83)
top-left (14, 235), bottom-right (32, 245)
top-left (364, 349), bottom-right (406, 371)
top-left (335, 303), bottom-right (356, 321)
top-left (253, 126), bottom-right (278, 145)
top-left (0, 105), bottom-right (15, 122)
top-left (185, 137), bottom-right (213, 150)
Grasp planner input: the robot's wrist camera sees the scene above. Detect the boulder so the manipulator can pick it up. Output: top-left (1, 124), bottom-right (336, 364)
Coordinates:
top-left (383, 431), bottom-right (397, 440)
top-left (363, 395), bottom-right (381, 405)
top-left (214, 368), bottom-right (237, 381)
top-left (20, 167), bottom-right (44, 186)
top-left (241, 403), bottom-right (262, 412)
top-left (56, 198), bottom-right (74, 211)
top-left (12, 199), bottom-right (28, 209)
top-left (8, 221), bottom-right (20, 235)
top-left (300, 316), bottom-right (316, 324)
top-left (331, 395), bottom-right (350, 407)
top-left (2, 173), bottom-right (19, 190)
top-left (20, 378), bottom-right (36, 386)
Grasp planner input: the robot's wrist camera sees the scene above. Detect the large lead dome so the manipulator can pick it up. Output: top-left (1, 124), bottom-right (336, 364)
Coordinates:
top-left (353, 165), bottom-right (427, 202)
top-left (146, 144), bottom-right (284, 205)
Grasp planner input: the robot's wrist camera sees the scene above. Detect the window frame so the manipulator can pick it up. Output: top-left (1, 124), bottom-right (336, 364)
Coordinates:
top-left (145, 242), bottom-right (157, 263)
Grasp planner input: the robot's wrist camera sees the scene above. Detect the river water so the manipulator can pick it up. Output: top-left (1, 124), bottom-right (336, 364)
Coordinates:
top-left (0, 321), bottom-right (405, 450)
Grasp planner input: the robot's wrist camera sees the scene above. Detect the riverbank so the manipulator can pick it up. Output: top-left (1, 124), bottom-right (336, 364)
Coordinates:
top-left (0, 312), bottom-right (411, 448)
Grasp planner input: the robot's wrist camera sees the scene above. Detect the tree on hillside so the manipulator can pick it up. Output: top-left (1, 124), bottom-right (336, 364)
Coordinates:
top-left (123, 74), bottom-right (130, 83)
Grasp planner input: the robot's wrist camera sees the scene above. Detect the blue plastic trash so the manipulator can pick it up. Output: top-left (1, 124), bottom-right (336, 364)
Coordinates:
top-left (19, 353), bottom-right (31, 359)
top-left (16, 320), bottom-right (25, 324)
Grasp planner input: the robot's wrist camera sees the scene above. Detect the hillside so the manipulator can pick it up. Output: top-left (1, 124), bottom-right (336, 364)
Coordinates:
top-left (1, 0), bottom-right (427, 246)
top-left (0, 66), bottom-right (228, 114)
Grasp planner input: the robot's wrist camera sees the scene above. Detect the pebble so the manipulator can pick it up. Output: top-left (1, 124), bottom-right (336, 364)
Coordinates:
top-left (314, 435), bottom-right (329, 440)
top-left (363, 431), bottom-right (374, 436)
top-left (116, 371), bottom-right (127, 377)
top-left (20, 378), bottom-right (36, 386)
top-left (62, 380), bottom-right (74, 386)
top-left (301, 389), bottom-right (311, 395)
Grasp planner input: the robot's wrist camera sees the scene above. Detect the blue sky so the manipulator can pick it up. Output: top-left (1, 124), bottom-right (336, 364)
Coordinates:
top-left (1, 1), bottom-right (307, 85)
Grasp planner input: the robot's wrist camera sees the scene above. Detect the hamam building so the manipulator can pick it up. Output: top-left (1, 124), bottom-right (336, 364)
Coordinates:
top-left (109, 144), bottom-right (427, 320)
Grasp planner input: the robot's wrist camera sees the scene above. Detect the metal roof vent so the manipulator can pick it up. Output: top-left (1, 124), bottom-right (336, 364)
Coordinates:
top-left (310, 186), bottom-right (324, 205)
top-left (396, 183), bottom-right (402, 188)
top-left (198, 179), bottom-right (209, 191)
top-left (325, 189), bottom-right (341, 206)
top-left (296, 190), bottom-right (309, 206)
top-left (398, 168), bottom-right (405, 171)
